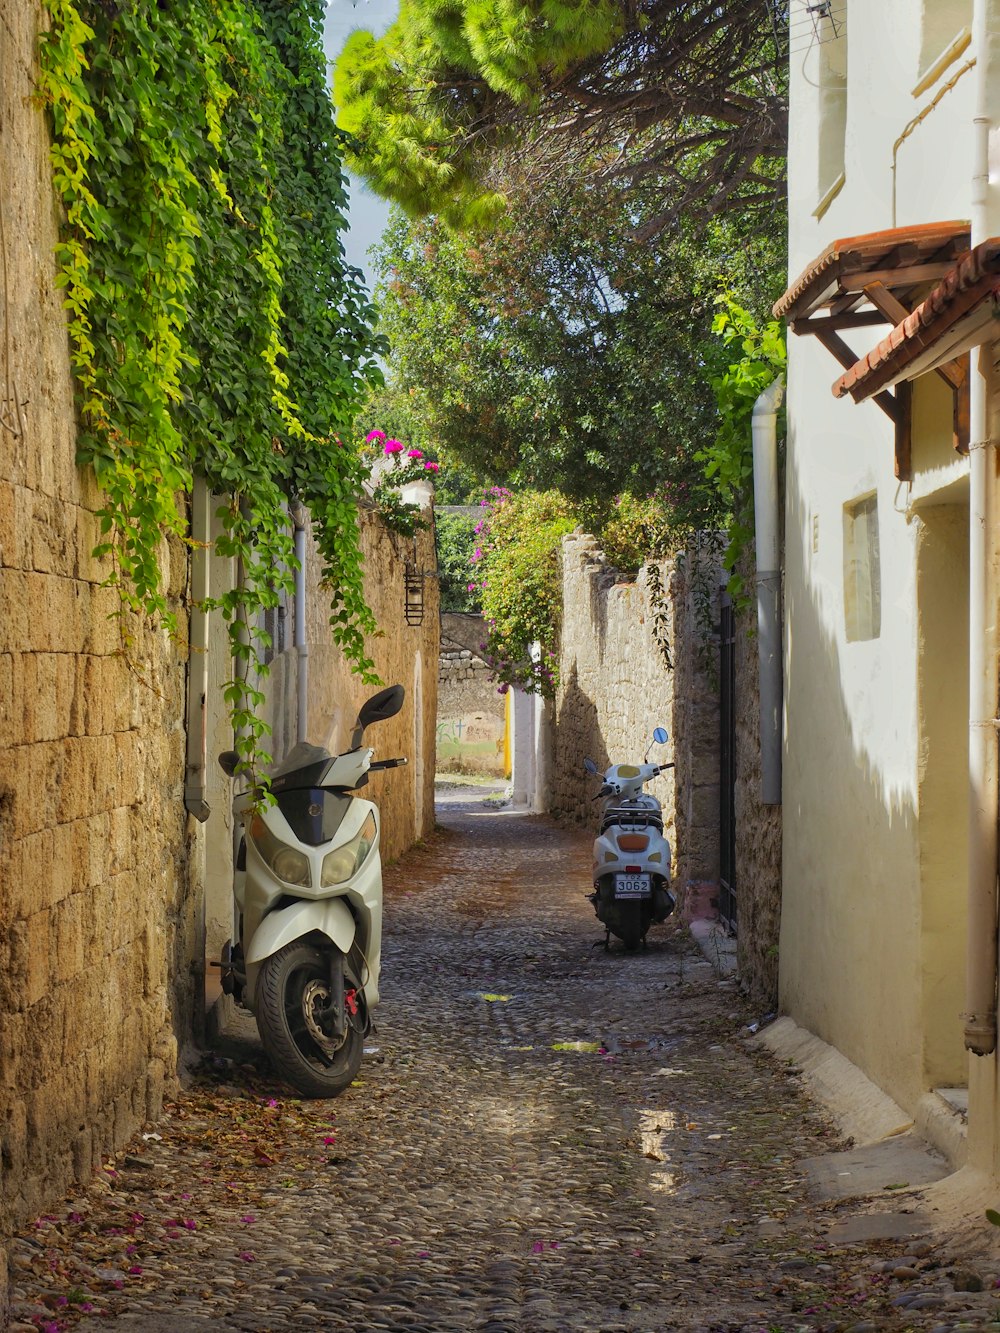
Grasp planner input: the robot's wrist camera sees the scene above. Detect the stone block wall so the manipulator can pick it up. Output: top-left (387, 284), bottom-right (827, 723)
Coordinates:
top-left (732, 559), bottom-right (782, 1009)
top-left (437, 649), bottom-right (505, 776)
top-left (304, 512), bottom-right (438, 861)
top-left (550, 533), bottom-right (722, 895)
top-left (0, 3), bottom-right (441, 1240)
top-left (0, 0), bottom-right (193, 1226)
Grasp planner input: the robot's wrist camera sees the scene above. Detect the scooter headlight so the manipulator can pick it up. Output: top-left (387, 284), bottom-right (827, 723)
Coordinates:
top-left (249, 816), bottom-right (311, 888)
top-left (321, 811), bottom-right (377, 887)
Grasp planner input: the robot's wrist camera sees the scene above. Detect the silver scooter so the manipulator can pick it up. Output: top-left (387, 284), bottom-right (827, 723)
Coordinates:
top-left (218, 685), bottom-right (406, 1098)
top-left (584, 726), bottom-right (675, 951)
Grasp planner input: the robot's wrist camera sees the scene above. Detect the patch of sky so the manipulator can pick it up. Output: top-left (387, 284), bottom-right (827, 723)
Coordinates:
top-left (323, 0), bottom-right (400, 289)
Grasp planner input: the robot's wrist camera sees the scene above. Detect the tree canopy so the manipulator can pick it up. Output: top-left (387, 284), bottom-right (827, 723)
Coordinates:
top-left (370, 154), bottom-right (784, 529)
top-left (334, 0), bottom-right (787, 239)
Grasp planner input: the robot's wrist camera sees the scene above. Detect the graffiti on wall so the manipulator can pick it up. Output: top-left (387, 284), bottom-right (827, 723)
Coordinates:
top-left (436, 712), bottom-right (507, 776)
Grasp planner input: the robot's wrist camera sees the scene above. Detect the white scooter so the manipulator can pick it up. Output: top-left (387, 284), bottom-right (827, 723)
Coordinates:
top-left (584, 726), bottom-right (675, 951)
top-left (217, 685), bottom-right (406, 1098)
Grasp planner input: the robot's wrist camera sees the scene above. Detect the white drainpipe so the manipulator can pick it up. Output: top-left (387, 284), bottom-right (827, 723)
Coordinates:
top-left (752, 377), bottom-right (785, 805)
top-left (292, 503), bottom-right (309, 744)
top-left (965, 0), bottom-right (1000, 1055)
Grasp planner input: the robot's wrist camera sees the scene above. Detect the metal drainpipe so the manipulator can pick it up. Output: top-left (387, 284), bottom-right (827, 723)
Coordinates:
top-left (183, 478), bottom-right (211, 822)
top-left (965, 0), bottom-right (1000, 1055)
top-left (292, 503), bottom-right (309, 744)
top-left (752, 376), bottom-right (785, 805)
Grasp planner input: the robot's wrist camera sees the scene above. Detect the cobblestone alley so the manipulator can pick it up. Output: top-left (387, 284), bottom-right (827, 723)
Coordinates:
top-left (6, 790), bottom-right (1000, 1332)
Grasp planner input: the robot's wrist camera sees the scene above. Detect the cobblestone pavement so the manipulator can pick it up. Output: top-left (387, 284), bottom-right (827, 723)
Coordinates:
top-left (6, 792), bottom-right (1000, 1332)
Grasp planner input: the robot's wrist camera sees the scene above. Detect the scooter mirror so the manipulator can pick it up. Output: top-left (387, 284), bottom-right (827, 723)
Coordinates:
top-left (218, 750), bottom-right (240, 777)
top-left (583, 757), bottom-right (598, 775)
top-left (359, 684), bottom-right (405, 729)
top-left (351, 685), bottom-right (406, 747)
top-left (652, 727), bottom-right (668, 744)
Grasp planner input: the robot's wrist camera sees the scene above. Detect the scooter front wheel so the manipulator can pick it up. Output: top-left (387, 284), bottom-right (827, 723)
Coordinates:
top-left (255, 941), bottom-right (364, 1099)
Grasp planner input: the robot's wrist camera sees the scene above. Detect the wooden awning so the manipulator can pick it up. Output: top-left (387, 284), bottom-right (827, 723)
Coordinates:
top-left (774, 221), bottom-right (973, 481)
top-left (774, 220), bottom-right (971, 327)
top-left (832, 237), bottom-right (1000, 403)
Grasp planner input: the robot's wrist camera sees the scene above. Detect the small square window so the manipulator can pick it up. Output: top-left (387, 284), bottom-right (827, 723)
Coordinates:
top-left (843, 493), bottom-right (881, 642)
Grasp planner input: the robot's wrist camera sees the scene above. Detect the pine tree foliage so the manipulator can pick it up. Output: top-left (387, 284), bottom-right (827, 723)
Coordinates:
top-left (334, 0), bottom-right (787, 238)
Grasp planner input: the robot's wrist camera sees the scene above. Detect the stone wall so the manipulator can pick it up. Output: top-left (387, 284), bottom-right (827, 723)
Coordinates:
top-left (303, 511), bottom-right (438, 863)
top-left (550, 533), bottom-right (721, 897)
top-left (670, 542), bottom-right (725, 888)
top-left (0, 2), bottom-right (440, 1239)
top-left (732, 561), bottom-right (782, 1009)
top-left (0, 1), bottom-right (192, 1226)
top-left (437, 624), bottom-right (505, 777)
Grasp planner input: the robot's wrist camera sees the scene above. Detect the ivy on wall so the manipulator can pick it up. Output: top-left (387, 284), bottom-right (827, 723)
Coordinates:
top-left (36, 0), bottom-right (386, 772)
top-left (701, 293), bottom-right (786, 609)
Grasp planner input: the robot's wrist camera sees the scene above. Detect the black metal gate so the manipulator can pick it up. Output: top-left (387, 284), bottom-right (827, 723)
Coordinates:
top-left (719, 597), bottom-right (737, 934)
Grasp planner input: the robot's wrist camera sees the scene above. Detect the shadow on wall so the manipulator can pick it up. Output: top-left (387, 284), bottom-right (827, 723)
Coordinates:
top-left (727, 545), bottom-right (783, 1010)
top-left (552, 664), bottom-right (609, 822)
top-left (779, 433), bottom-right (967, 1106)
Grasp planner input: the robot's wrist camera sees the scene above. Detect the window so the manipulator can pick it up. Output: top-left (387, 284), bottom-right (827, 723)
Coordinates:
top-left (843, 493), bottom-right (881, 642)
top-left (815, 2), bottom-right (848, 210)
top-left (916, 1), bottom-right (972, 95)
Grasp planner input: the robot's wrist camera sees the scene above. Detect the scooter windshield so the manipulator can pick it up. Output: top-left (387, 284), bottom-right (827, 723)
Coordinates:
top-left (249, 646), bottom-right (359, 789)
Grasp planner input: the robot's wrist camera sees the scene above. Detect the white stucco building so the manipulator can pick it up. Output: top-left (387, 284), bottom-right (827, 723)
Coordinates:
top-left (776, 0), bottom-right (1000, 1183)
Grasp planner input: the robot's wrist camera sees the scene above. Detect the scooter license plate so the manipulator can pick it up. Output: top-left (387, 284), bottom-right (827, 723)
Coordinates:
top-left (614, 873), bottom-right (651, 900)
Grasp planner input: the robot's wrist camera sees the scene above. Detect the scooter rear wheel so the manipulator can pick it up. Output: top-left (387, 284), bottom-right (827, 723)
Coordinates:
top-left (255, 941), bottom-right (364, 1099)
top-left (618, 901), bottom-right (644, 952)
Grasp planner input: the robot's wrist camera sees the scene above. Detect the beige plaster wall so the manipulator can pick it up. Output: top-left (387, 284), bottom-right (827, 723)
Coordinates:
top-left (781, 0), bottom-right (975, 1117)
top-left (914, 504), bottom-right (969, 1089)
top-left (0, 1), bottom-right (194, 1226)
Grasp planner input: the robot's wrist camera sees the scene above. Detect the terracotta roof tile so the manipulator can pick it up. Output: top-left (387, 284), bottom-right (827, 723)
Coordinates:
top-left (833, 238), bottom-right (1000, 402)
top-left (773, 220), bottom-right (970, 322)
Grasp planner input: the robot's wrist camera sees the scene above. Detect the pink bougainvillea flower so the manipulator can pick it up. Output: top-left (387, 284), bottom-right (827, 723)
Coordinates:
top-left (424, 461), bottom-right (440, 472)
top-left (365, 429), bottom-right (386, 443)
top-left (384, 439), bottom-right (404, 455)
top-left (407, 448), bottom-right (423, 459)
